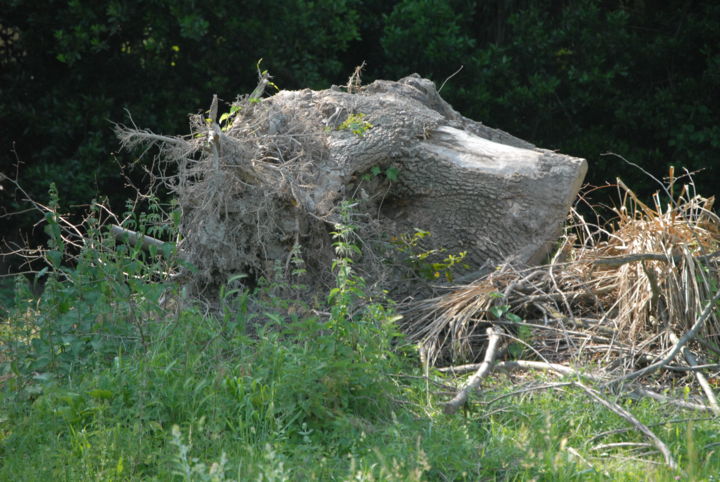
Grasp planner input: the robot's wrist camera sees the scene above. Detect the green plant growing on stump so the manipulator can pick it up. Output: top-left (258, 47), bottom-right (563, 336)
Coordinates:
top-left (391, 229), bottom-right (468, 281)
top-left (337, 113), bottom-right (373, 137)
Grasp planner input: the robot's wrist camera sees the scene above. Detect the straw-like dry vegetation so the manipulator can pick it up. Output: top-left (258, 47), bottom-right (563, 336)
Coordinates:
top-left (404, 170), bottom-right (720, 414)
top-left (398, 171), bottom-right (720, 468)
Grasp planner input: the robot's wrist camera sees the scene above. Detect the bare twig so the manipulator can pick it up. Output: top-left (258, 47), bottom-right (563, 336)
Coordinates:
top-left (438, 65), bottom-right (464, 93)
top-left (483, 382), bottom-right (573, 406)
top-left (495, 360), bottom-right (602, 381)
top-left (631, 387), bottom-right (712, 412)
top-left (440, 359), bottom-right (602, 381)
top-left (591, 442), bottom-right (652, 451)
top-left (664, 363), bottom-right (720, 372)
top-left (588, 416), bottom-right (717, 445)
top-left (564, 445), bottom-right (606, 476)
top-left (440, 358), bottom-right (712, 412)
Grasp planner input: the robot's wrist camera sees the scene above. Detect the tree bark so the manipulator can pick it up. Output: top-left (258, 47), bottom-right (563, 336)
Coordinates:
top-left (118, 74), bottom-right (587, 294)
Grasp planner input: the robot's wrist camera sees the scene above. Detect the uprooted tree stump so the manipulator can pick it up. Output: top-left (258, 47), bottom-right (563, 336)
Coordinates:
top-left (117, 73), bottom-right (587, 295)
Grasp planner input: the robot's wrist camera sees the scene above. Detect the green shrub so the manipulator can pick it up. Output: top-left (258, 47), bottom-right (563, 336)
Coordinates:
top-left (1, 186), bottom-right (178, 388)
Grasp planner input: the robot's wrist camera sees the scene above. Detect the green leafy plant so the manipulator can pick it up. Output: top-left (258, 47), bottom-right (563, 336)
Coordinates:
top-left (391, 229), bottom-right (468, 281)
top-left (488, 291), bottom-right (529, 357)
top-left (487, 292), bottom-right (522, 323)
top-left (2, 186), bottom-right (179, 389)
top-left (363, 164), bottom-right (400, 182)
top-left (170, 424), bottom-right (230, 481)
top-left (218, 104), bottom-right (242, 131)
top-left (292, 199), bottom-right (402, 422)
top-left (337, 113), bottom-right (373, 137)
top-left (3, 190), bottom-right (720, 478)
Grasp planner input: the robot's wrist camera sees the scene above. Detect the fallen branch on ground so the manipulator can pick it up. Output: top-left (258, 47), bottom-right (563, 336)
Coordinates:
top-left (572, 381), bottom-right (678, 470)
top-left (443, 327), bottom-right (501, 415)
top-left (629, 387), bottom-right (712, 412)
top-left (440, 359), bottom-right (601, 381)
top-left (587, 416), bottom-right (718, 446)
top-left (668, 331), bottom-right (720, 415)
top-left (482, 381), bottom-right (572, 406)
top-left (609, 287), bottom-right (720, 386)
top-left (591, 442), bottom-right (652, 451)
top-left (441, 358), bottom-right (713, 412)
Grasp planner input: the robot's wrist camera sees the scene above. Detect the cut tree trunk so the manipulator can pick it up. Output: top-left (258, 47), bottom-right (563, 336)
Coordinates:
top-left (118, 73), bottom-right (587, 294)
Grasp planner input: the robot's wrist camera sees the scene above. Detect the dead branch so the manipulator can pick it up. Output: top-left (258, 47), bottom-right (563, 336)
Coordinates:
top-left (591, 442), bottom-right (652, 451)
top-left (482, 381), bottom-right (573, 406)
top-left (668, 331), bottom-right (720, 415)
top-left (591, 250), bottom-right (720, 267)
top-left (440, 358), bottom-right (602, 380)
top-left (109, 225), bottom-right (168, 252)
top-left (587, 416), bottom-right (717, 445)
top-left (630, 387), bottom-right (712, 412)
top-left (495, 360), bottom-right (601, 381)
top-left (572, 381), bottom-right (678, 470)
top-left (564, 445), bottom-right (607, 476)
top-left (443, 327), bottom-right (502, 415)
top-left (439, 358), bottom-right (713, 414)
top-left (610, 287), bottom-right (720, 386)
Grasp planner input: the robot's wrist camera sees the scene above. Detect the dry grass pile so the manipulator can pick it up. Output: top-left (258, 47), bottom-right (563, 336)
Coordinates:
top-left (405, 175), bottom-right (720, 378)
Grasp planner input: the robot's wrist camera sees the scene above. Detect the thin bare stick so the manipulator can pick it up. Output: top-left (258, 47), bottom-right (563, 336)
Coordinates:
top-left (441, 358), bottom-right (712, 411)
top-left (664, 363), bottom-right (720, 372)
top-left (440, 359), bottom-right (602, 381)
top-left (591, 442), bottom-right (652, 451)
top-left (495, 360), bottom-right (603, 381)
top-left (443, 327), bottom-right (501, 415)
top-left (610, 287), bottom-right (720, 385)
top-left (588, 416), bottom-right (717, 445)
top-left (436, 362), bottom-right (484, 375)
top-left (572, 382), bottom-right (677, 470)
top-left (668, 331), bottom-right (720, 415)
top-left (631, 387), bottom-right (712, 412)
top-left (483, 382), bottom-right (573, 406)
top-left (114, 125), bottom-right (193, 153)
top-left (565, 445), bottom-right (606, 476)
top-left (438, 65), bottom-right (464, 93)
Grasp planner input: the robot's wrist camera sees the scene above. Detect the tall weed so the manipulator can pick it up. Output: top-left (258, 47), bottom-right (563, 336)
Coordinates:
top-left (1, 186), bottom-right (178, 390)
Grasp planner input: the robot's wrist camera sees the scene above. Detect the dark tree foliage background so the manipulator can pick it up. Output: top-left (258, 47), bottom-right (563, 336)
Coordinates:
top-left (1, 0), bottom-right (719, 246)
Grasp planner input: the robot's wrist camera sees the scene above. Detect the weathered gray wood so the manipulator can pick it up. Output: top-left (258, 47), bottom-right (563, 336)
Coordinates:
top-left (118, 74), bottom-right (587, 292)
top-left (280, 74), bottom-right (587, 268)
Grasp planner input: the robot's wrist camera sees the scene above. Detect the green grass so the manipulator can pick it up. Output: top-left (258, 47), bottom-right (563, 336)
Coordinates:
top-left (3, 283), bottom-right (719, 480)
top-left (1, 196), bottom-right (718, 480)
